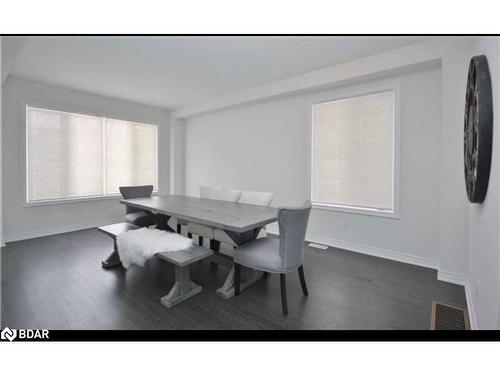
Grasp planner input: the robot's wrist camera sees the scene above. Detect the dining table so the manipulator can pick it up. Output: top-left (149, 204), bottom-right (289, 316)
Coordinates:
top-left (115, 194), bottom-right (279, 299)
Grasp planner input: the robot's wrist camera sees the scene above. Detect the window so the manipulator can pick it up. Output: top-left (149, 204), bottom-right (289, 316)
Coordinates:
top-left (311, 90), bottom-right (396, 215)
top-left (26, 106), bottom-right (158, 203)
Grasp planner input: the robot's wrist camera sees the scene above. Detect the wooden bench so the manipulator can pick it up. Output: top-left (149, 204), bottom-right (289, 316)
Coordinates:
top-left (98, 222), bottom-right (213, 308)
top-left (98, 222), bottom-right (140, 268)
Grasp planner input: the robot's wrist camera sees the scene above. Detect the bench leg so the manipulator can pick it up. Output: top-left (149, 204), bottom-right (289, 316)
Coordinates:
top-left (101, 240), bottom-right (122, 269)
top-left (160, 265), bottom-right (202, 308)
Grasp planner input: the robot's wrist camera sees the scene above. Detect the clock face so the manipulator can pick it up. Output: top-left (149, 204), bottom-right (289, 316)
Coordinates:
top-left (464, 55), bottom-right (493, 203)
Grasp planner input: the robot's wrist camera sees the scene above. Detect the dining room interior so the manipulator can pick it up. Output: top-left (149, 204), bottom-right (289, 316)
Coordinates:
top-left (1, 35), bottom-right (499, 332)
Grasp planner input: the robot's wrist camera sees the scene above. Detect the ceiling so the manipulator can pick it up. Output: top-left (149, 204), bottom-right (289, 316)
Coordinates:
top-left (2, 36), bottom-right (430, 109)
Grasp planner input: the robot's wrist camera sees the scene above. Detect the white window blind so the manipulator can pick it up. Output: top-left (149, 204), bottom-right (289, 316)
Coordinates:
top-left (104, 118), bottom-right (158, 195)
top-left (27, 106), bottom-right (158, 203)
top-left (311, 91), bottom-right (395, 212)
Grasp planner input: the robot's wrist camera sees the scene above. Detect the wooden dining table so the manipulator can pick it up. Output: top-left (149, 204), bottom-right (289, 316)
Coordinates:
top-left (117, 195), bottom-right (279, 299)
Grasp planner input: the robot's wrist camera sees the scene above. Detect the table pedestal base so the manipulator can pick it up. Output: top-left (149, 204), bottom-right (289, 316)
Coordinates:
top-left (216, 265), bottom-right (263, 299)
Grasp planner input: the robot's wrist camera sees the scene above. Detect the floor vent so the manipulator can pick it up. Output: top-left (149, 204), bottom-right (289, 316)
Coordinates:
top-left (308, 242), bottom-right (328, 250)
top-left (431, 301), bottom-right (470, 330)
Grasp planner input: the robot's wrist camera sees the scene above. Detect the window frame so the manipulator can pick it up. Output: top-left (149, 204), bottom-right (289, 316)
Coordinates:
top-left (309, 83), bottom-right (401, 219)
top-left (22, 101), bottom-right (159, 207)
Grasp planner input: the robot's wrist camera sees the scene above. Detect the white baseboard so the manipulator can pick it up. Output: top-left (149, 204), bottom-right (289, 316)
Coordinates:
top-left (437, 269), bottom-right (466, 286)
top-left (2, 217), bottom-right (124, 243)
top-left (438, 273), bottom-right (478, 330)
top-left (464, 280), bottom-right (478, 330)
top-left (268, 228), bottom-right (439, 271)
top-left (270, 228), bottom-right (476, 328)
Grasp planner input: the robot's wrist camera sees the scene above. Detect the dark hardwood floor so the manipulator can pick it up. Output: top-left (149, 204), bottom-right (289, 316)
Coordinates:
top-left (1, 228), bottom-right (466, 330)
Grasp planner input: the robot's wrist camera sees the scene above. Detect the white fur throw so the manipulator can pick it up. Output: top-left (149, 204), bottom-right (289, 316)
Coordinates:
top-left (116, 228), bottom-right (193, 269)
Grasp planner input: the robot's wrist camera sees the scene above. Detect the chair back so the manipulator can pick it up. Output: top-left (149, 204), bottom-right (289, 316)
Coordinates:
top-left (200, 185), bottom-right (241, 202)
top-left (239, 190), bottom-right (274, 206)
top-left (278, 201), bottom-right (311, 272)
top-left (199, 185), bottom-right (221, 199)
top-left (119, 185), bottom-right (154, 214)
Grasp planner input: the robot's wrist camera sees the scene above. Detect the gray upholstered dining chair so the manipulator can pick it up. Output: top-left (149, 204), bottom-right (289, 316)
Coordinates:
top-left (234, 201), bottom-right (311, 315)
top-left (119, 185), bottom-right (158, 227)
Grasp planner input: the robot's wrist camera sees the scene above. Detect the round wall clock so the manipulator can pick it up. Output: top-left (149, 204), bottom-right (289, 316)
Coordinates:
top-left (464, 55), bottom-right (493, 203)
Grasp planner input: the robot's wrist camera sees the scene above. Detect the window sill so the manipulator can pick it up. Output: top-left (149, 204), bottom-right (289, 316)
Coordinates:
top-left (23, 192), bottom-right (159, 207)
top-left (312, 202), bottom-right (400, 219)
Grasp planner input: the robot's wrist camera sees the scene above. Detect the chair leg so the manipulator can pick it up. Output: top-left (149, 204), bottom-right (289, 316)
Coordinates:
top-left (210, 239), bottom-right (220, 252)
top-left (280, 273), bottom-right (288, 315)
top-left (198, 236), bottom-right (204, 246)
top-left (298, 265), bottom-right (308, 296)
top-left (234, 264), bottom-right (241, 296)
top-left (156, 214), bottom-right (168, 230)
top-left (209, 240), bottom-right (220, 269)
top-left (177, 224), bottom-right (181, 233)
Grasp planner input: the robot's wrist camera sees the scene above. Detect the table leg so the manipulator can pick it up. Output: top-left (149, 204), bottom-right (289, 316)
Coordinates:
top-left (101, 239), bottom-right (122, 269)
top-left (156, 214), bottom-right (175, 232)
top-left (215, 227), bottom-right (265, 299)
top-left (160, 265), bottom-right (202, 308)
top-left (216, 265), bottom-right (263, 299)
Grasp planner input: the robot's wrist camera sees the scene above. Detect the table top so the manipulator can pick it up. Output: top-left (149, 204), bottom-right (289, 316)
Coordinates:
top-left (120, 195), bottom-right (278, 233)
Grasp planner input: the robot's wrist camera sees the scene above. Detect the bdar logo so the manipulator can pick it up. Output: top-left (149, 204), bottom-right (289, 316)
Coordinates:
top-left (1, 327), bottom-right (17, 341)
top-left (1, 327), bottom-right (49, 341)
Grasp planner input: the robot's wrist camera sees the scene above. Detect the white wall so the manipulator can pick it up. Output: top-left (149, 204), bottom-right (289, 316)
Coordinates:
top-left (175, 39), bottom-right (474, 277)
top-left (1, 76), bottom-right (170, 242)
top-left (169, 117), bottom-right (186, 195)
top-left (436, 40), bottom-right (474, 281)
top-left (466, 37), bottom-right (500, 329)
top-left (184, 67), bottom-right (442, 267)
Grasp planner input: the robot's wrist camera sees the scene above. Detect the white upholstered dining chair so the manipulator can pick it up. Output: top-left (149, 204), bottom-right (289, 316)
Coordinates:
top-left (187, 186), bottom-right (241, 248)
top-left (212, 190), bottom-right (274, 249)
